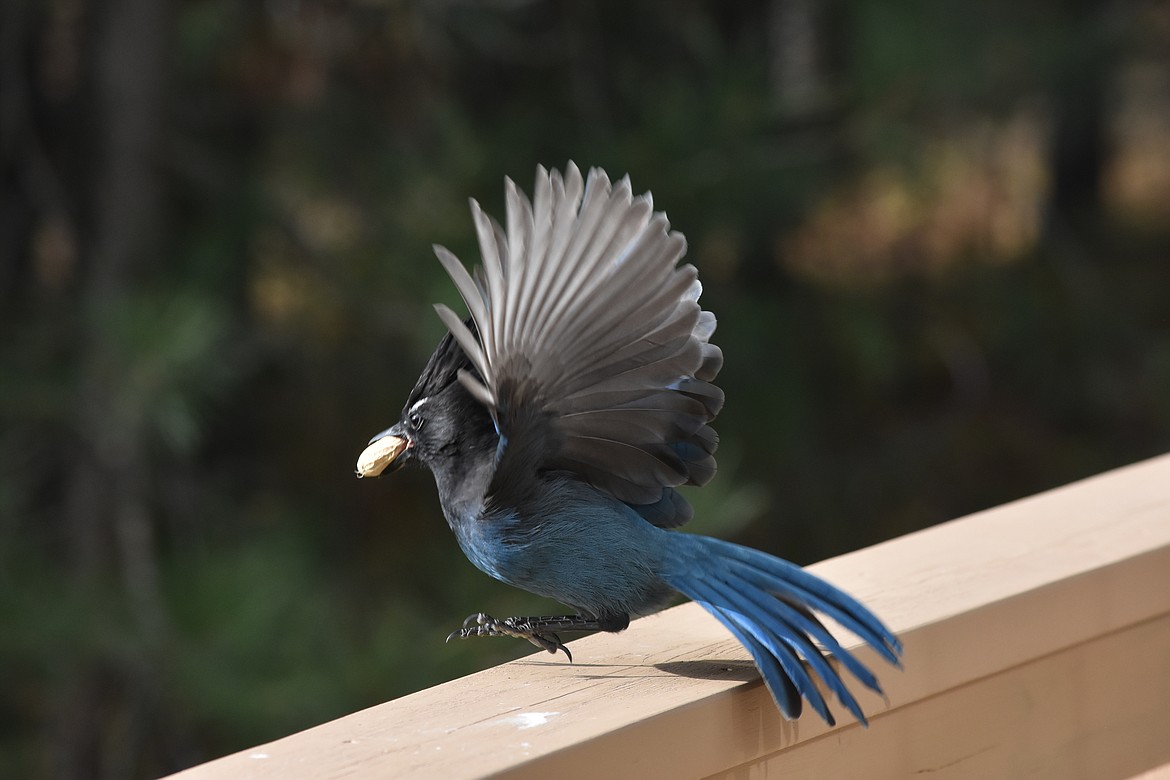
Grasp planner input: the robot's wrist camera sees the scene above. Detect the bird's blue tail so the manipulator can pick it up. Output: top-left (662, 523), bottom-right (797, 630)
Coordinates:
top-left (661, 532), bottom-right (902, 726)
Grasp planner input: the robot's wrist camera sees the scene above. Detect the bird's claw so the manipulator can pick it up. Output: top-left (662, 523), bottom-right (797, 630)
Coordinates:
top-left (445, 612), bottom-right (573, 662)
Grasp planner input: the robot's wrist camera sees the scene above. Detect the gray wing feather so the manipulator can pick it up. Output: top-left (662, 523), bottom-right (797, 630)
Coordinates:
top-left (432, 304), bottom-right (487, 387)
top-left (432, 162), bottom-right (723, 523)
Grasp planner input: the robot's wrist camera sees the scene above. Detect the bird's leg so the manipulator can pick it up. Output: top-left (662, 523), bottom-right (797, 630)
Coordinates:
top-left (446, 613), bottom-right (629, 662)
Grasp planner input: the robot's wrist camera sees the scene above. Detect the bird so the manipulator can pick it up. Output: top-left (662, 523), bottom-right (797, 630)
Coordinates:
top-left (356, 162), bottom-right (902, 726)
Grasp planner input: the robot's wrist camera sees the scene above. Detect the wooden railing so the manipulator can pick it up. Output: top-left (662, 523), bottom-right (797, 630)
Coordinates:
top-left (168, 454), bottom-right (1170, 779)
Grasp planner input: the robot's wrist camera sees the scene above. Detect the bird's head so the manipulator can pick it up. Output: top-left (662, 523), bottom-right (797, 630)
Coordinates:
top-left (356, 329), bottom-right (494, 479)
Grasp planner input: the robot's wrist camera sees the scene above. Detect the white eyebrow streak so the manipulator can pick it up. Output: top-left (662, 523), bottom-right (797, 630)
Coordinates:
top-left (409, 397), bottom-right (429, 415)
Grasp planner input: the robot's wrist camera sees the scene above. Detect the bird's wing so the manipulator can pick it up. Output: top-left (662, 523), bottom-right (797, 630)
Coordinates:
top-left (433, 163), bottom-right (723, 526)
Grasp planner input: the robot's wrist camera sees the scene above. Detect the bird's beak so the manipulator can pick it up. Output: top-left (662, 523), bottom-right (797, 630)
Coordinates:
top-left (355, 424), bottom-right (411, 478)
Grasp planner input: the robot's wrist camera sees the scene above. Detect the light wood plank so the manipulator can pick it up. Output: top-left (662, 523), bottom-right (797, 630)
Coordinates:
top-left (167, 453), bottom-right (1170, 780)
top-left (715, 612), bottom-right (1170, 779)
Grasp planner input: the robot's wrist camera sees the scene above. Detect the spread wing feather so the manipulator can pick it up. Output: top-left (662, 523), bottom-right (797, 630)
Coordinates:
top-left (433, 163), bottom-right (723, 527)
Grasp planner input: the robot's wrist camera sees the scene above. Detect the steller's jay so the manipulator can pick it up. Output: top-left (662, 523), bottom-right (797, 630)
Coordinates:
top-left (357, 163), bottom-right (901, 725)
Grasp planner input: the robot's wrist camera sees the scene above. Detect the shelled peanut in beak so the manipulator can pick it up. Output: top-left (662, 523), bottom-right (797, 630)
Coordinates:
top-left (355, 435), bottom-right (408, 478)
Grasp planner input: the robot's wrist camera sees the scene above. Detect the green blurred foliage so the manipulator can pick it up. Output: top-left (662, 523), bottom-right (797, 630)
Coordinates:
top-left (1, 0), bottom-right (1168, 777)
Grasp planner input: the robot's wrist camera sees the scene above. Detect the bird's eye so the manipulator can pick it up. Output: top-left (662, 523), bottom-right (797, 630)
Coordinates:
top-left (408, 411), bottom-right (425, 430)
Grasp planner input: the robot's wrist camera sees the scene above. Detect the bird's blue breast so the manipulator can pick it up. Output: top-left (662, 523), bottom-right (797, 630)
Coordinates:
top-left (444, 477), bottom-right (675, 618)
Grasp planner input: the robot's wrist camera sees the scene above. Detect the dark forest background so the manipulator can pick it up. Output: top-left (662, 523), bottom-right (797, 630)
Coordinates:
top-left (2, 1), bottom-right (1169, 777)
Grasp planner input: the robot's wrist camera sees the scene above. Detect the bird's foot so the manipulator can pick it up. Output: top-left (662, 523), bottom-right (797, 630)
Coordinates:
top-left (446, 613), bottom-right (574, 662)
